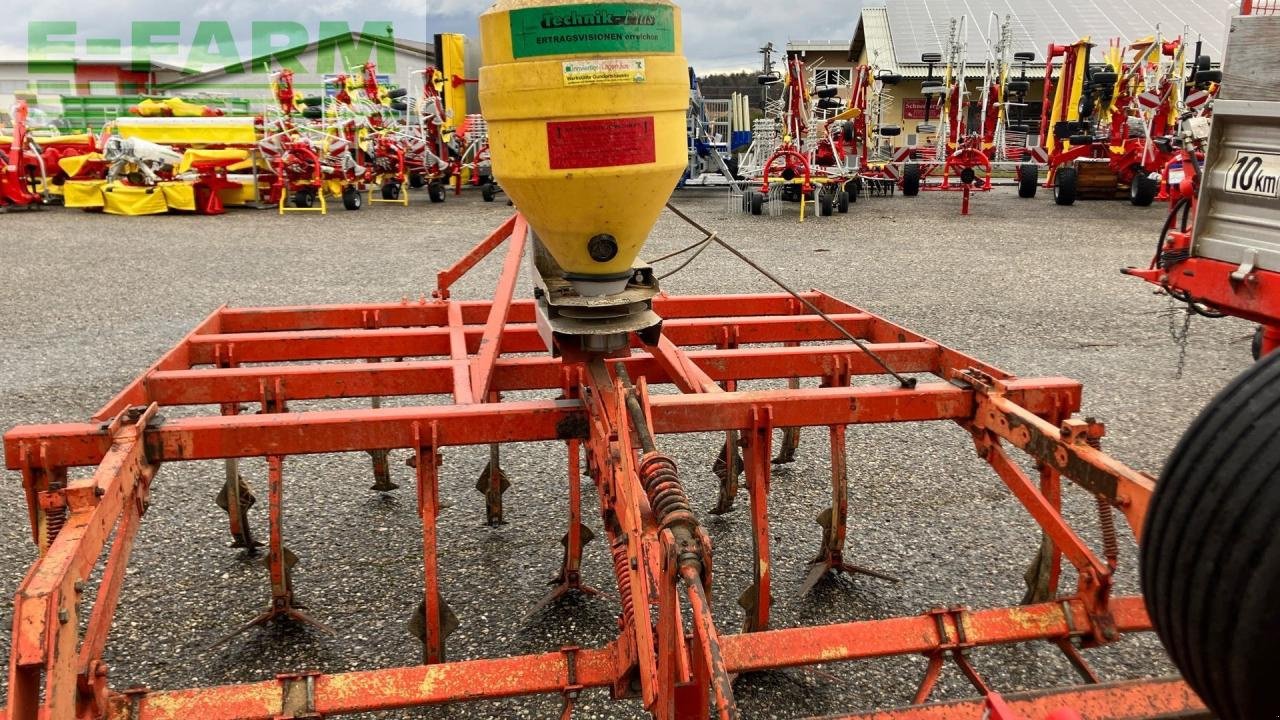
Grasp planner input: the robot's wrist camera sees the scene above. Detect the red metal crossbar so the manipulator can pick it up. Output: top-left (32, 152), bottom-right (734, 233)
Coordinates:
top-left (3, 214), bottom-right (1195, 719)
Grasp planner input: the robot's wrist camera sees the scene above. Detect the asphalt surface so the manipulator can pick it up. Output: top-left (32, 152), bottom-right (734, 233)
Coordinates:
top-left (0, 186), bottom-right (1255, 719)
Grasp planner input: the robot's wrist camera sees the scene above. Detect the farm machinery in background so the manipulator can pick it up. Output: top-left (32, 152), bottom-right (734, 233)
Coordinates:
top-left (680, 68), bottom-right (747, 191)
top-left (889, 15), bottom-right (1045, 212)
top-left (2, 99), bottom-right (106, 210)
top-left (1039, 29), bottom-right (1221, 206)
top-left (1125, 11), bottom-right (1279, 362)
top-left (737, 48), bottom-right (860, 218)
top-left (1, 100), bottom-right (51, 209)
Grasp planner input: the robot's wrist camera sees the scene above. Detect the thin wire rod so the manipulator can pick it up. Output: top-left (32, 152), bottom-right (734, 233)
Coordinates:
top-left (662, 202), bottom-right (918, 389)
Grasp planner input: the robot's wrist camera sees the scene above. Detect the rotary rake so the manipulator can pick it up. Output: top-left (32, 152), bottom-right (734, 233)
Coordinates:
top-left (737, 51), bottom-right (859, 219)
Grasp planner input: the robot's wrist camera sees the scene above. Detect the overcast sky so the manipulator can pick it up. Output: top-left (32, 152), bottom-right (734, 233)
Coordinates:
top-left (2, 1), bottom-right (858, 74)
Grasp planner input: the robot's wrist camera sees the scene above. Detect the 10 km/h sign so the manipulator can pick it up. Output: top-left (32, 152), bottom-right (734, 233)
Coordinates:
top-left (1226, 150), bottom-right (1280, 198)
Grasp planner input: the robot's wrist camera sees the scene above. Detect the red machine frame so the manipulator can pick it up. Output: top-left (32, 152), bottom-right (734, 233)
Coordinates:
top-left (4, 215), bottom-right (1202, 719)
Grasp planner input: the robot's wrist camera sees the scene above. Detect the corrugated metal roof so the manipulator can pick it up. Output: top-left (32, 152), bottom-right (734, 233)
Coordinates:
top-left (856, 0), bottom-right (1227, 77)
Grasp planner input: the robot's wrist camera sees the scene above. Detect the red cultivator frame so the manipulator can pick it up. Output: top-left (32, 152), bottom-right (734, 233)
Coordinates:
top-left (4, 215), bottom-right (1202, 719)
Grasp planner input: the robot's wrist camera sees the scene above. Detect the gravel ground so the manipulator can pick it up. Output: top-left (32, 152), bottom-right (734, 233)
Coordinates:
top-left (0, 186), bottom-right (1254, 719)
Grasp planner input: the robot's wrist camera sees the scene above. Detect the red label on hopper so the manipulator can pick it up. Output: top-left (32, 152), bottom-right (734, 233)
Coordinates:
top-left (547, 116), bottom-right (656, 170)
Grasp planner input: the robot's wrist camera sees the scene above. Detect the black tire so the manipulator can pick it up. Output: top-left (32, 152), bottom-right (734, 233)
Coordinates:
top-left (482, 183), bottom-right (497, 202)
top-left (847, 179), bottom-right (860, 203)
top-left (837, 191), bottom-right (850, 214)
top-left (428, 183), bottom-right (446, 203)
top-left (342, 186), bottom-right (363, 211)
top-left (902, 163), bottom-right (921, 197)
top-left (293, 188), bottom-right (316, 209)
top-left (1130, 172), bottom-right (1159, 207)
top-left (389, 87), bottom-right (408, 99)
top-left (1005, 80), bottom-right (1031, 95)
top-left (725, 158), bottom-right (740, 179)
top-left (1142, 351), bottom-right (1280, 720)
top-left (817, 190), bottom-right (834, 217)
top-left (409, 173), bottom-right (426, 189)
top-left (1018, 163), bottom-right (1039, 199)
top-left (749, 191), bottom-right (764, 216)
top-left (1054, 166), bottom-right (1078, 206)
top-left (381, 182), bottom-right (401, 201)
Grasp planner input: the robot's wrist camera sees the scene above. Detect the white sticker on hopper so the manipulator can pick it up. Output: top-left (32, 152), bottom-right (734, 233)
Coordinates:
top-left (562, 58), bottom-right (647, 87)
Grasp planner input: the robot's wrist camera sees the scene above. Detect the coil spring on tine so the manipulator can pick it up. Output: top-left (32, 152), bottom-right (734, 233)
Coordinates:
top-left (45, 476), bottom-right (68, 544)
top-left (610, 539), bottom-right (636, 626)
top-left (1087, 436), bottom-right (1120, 568)
top-left (638, 453), bottom-right (694, 531)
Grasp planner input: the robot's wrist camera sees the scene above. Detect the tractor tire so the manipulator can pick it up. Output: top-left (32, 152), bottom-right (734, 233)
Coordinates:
top-left (902, 163), bottom-right (921, 197)
top-left (381, 183), bottom-right (401, 201)
top-left (293, 188), bottom-right (317, 209)
top-left (749, 191), bottom-right (765, 216)
top-left (482, 183), bottom-right (498, 202)
top-left (817, 190), bottom-right (834, 217)
top-left (837, 191), bottom-right (850, 214)
top-left (342, 186), bottom-right (363, 211)
top-left (409, 173), bottom-right (426, 189)
top-left (1141, 350), bottom-right (1280, 720)
top-left (1054, 167), bottom-right (1078, 206)
top-left (428, 183), bottom-right (446, 203)
top-left (1018, 163), bottom-right (1039, 199)
top-left (1130, 172), bottom-right (1160, 207)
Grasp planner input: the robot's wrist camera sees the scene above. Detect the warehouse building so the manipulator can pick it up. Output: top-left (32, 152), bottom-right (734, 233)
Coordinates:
top-left (848, 0), bottom-right (1227, 147)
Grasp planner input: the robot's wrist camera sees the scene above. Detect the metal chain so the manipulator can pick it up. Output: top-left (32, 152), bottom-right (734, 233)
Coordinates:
top-left (661, 202), bottom-right (917, 389)
top-left (1167, 298), bottom-right (1193, 379)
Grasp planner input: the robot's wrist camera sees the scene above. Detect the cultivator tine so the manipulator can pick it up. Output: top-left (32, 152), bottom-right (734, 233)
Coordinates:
top-left (800, 424), bottom-right (897, 596)
top-left (526, 441), bottom-right (601, 622)
top-left (408, 595), bottom-right (460, 664)
top-left (215, 459), bottom-right (261, 551)
top-left (773, 378), bottom-right (802, 465)
top-left (367, 387), bottom-right (399, 492)
top-left (1022, 463), bottom-right (1064, 605)
top-left (741, 408), bottom-right (773, 632)
top-left (216, 456), bottom-right (331, 645)
top-left (1022, 535), bottom-right (1058, 605)
top-left (1055, 637), bottom-right (1102, 685)
top-left (710, 431), bottom-right (743, 514)
top-left (475, 444), bottom-right (509, 526)
top-left (368, 448), bottom-right (397, 492)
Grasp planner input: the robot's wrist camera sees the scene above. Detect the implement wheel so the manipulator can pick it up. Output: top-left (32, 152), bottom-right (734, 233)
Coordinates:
top-left (293, 188), bottom-right (317, 209)
top-left (818, 189), bottom-right (834, 217)
top-left (1130, 172), bottom-right (1159, 207)
top-left (1018, 163), bottom-right (1039, 199)
top-left (342, 186), bottom-right (363, 211)
top-left (1054, 167), bottom-right (1078, 206)
top-left (428, 183), bottom-right (446, 203)
top-left (1142, 351), bottom-right (1280, 720)
top-left (902, 163), bottom-right (921, 197)
top-left (837, 190), bottom-right (850, 214)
